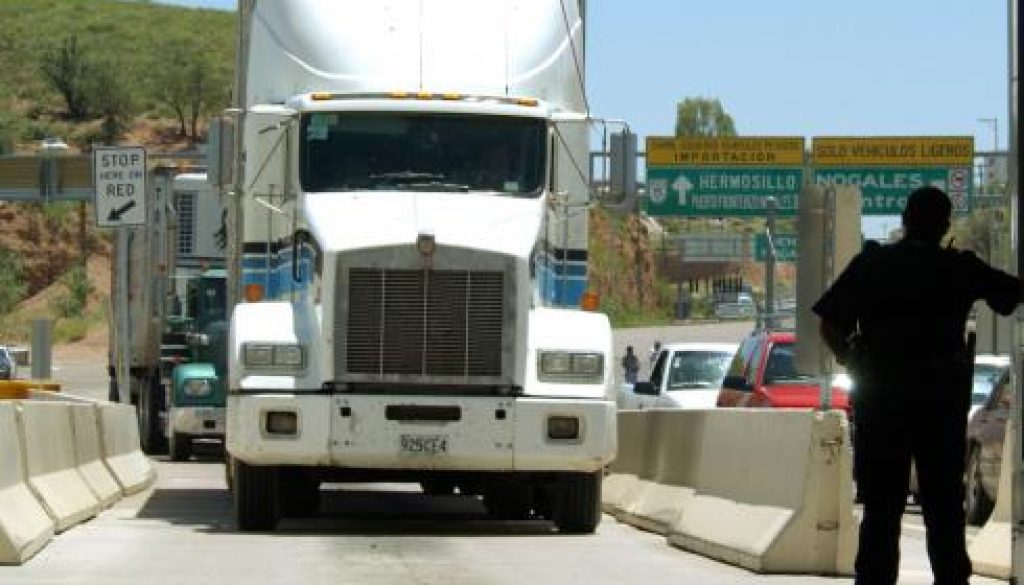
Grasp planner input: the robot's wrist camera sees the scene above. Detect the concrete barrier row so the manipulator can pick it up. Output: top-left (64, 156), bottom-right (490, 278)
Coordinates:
top-left (603, 408), bottom-right (858, 576)
top-left (0, 397), bottom-right (155, 565)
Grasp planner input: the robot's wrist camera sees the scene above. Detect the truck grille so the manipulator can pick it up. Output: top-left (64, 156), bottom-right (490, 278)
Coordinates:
top-left (346, 268), bottom-right (504, 377)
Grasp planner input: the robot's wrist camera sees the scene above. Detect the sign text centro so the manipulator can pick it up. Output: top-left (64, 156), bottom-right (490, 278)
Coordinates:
top-left (93, 146), bottom-right (147, 227)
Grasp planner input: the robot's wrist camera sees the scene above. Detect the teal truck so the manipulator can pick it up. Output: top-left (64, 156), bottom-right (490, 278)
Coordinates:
top-left (167, 268), bottom-right (228, 460)
top-left (109, 170), bottom-right (228, 457)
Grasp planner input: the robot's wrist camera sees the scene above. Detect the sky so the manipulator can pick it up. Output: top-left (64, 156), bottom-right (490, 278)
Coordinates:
top-left (158, 0), bottom-right (1010, 148)
top-left (156, 0), bottom-right (1012, 235)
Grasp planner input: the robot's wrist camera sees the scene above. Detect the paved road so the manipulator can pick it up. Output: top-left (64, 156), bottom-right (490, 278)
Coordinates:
top-left (6, 322), bottom-right (1004, 584)
top-left (2, 457), bottom-right (1002, 585)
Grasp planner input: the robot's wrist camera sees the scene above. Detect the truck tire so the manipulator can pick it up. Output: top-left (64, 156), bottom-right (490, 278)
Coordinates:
top-left (234, 460), bottom-right (280, 531)
top-left (551, 471), bottom-right (602, 534)
top-left (169, 432), bottom-right (190, 462)
top-left (279, 468), bottom-right (320, 518)
top-left (965, 446), bottom-right (994, 526)
top-left (108, 378), bottom-right (119, 403)
top-left (136, 377), bottom-right (166, 454)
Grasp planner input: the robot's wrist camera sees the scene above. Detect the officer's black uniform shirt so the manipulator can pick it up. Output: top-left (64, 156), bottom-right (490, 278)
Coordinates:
top-left (813, 239), bottom-right (1019, 386)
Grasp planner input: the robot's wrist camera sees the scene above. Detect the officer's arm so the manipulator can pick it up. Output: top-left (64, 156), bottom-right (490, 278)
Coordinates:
top-left (819, 320), bottom-right (850, 366)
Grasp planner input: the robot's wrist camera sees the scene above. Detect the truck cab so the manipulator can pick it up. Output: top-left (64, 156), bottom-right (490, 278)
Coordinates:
top-left (167, 269), bottom-right (229, 461)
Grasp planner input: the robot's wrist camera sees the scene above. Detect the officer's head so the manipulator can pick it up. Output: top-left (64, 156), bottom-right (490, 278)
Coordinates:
top-left (901, 186), bottom-right (951, 244)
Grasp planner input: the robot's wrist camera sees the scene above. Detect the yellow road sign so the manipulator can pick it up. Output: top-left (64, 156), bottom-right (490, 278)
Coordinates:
top-left (812, 136), bottom-right (974, 166)
top-left (646, 136), bottom-right (805, 166)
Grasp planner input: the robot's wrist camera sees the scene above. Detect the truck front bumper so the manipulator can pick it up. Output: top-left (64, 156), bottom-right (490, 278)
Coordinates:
top-left (170, 405), bottom-right (226, 437)
top-left (227, 394), bottom-right (616, 472)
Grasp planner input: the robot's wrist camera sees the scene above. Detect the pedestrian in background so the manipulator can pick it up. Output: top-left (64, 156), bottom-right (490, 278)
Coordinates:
top-left (622, 346), bottom-right (640, 384)
top-left (813, 186), bottom-right (1022, 585)
top-left (649, 340), bottom-right (662, 369)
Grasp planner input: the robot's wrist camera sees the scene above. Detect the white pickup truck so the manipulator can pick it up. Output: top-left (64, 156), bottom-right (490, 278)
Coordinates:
top-left (618, 342), bottom-right (738, 410)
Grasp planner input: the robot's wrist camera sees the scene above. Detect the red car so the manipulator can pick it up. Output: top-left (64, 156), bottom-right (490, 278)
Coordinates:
top-left (716, 330), bottom-right (851, 413)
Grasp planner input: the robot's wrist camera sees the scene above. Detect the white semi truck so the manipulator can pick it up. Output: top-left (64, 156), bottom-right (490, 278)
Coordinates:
top-left (220, 0), bottom-right (616, 532)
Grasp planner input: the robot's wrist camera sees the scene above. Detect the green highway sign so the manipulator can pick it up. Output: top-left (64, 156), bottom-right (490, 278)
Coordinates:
top-left (645, 167), bottom-right (803, 217)
top-left (813, 167), bottom-right (972, 215)
top-left (755, 233), bottom-right (797, 262)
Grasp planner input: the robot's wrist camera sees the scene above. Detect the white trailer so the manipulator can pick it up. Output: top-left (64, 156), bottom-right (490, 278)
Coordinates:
top-left (222, 0), bottom-right (616, 532)
top-left (108, 168), bottom-right (226, 453)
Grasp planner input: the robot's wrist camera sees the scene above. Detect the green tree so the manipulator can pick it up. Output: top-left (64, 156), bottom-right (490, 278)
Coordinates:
top-left (40, 36), bottom-right (91, 120)
top-left (84, 60), bottom-right (135, 144)
top-left (151, 39), bottom-right (231, 141)
top-left (674, 97), bottom-right (737, 137)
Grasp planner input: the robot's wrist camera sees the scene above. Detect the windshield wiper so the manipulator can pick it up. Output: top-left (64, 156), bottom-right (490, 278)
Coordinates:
top-left (369, 171), bottom-right (445, 185)
top-left (367, 172), bottom-right (469, 192)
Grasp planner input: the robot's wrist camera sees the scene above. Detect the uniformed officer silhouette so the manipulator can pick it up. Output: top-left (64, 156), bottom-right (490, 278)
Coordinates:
top-left (814, 186), bottom-right (1021, 585)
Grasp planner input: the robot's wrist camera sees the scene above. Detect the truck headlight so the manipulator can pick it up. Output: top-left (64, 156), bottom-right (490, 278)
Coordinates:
top-left (537, 350), bottom-right (604, 383)
top-left (183, 378), bottom-right (213, 397)
top-left (243, 343), bottom-right (306, 370)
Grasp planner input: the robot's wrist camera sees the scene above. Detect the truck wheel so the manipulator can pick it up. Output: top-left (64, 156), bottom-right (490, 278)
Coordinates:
top-left (234, 460), bottom-right (280, 531)
top-left (136, 377), bottom-right (166, 454)
top-left (169, 432), bottom-right (191, 462)
top-left (965, 446), bottom-right (994, 526)
top-left (551, 471), bottom-right (602, 534)
top-left (279, 468), bottom-right (320, 518)
top-left (108, 378), bottom-right (119, 402)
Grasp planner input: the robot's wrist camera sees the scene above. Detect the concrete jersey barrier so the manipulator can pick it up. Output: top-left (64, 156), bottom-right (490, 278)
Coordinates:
top-left (601, 410), bottom-right (649, 518)
top-left (666, 409), bottom-right (857, 575)
top-left (968, 424), bottom-right (1012, 579)
top-left (605, 408), bottom-right (857, 576)
top-left (70, 404), bottom-right (123, 508)
top-left (98, 403), bottom-right (155, 494)
top-left (0, 403), bottom-right (53, 565)
top-left (620, 409), bottom-right (706, 534)
top-left (17, 402), bottom-right (100, 532)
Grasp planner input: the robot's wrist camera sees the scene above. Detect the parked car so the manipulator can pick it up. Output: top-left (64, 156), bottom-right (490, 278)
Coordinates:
top-left (906, 354), bottom-right (1010, 517)
top-left (0, 346), bottom-right (15, 380)
top-left (963, 365), bottom-right (1011, 524)
top-left (716, 329), bottom-right (851, 413)
top-left (714, 293), bottom-right (756, 320)
top-left (619, 342), bottom-right (738, 410)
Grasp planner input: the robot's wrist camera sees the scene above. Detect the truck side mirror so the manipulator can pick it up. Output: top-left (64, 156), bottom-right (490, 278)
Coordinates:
top-left (632, 381), bottom-right (659, 396)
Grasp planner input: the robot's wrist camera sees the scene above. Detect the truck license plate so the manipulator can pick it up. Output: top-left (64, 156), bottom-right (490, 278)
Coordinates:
top-left (400, 434), bottom-right (449, 455)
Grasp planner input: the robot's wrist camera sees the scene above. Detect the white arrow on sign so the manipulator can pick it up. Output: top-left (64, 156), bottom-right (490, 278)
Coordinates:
top-left (672, 174), bottom-right (694, 207)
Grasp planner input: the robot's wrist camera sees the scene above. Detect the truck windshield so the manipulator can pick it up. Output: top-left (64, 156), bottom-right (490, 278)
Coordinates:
top-left (300, 112), bottom-right (545, 196)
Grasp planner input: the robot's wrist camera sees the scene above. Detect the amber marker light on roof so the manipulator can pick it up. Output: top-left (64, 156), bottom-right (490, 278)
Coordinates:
top-left (390, 91), bottom-right (410, 99)
top-left (416, 91), bottom-right (433, 100)
top-left (244, 283), bottom-right (265, 302)
top-left (515, 98), bottom-right (538, 106)
top-left (441, 93), bottom-right (462, 100)
top-left (580, 291), bottom-right (600, 311)
top-left (310, 92), bottom-right (333, 100)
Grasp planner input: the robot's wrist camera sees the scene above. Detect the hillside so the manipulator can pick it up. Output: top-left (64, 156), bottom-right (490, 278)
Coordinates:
top-left (0, 0), bottom-right (684, 348)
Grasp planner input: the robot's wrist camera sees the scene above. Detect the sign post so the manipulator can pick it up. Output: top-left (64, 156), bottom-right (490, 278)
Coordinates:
top-left (93, 146), bottom-right (147, 227)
